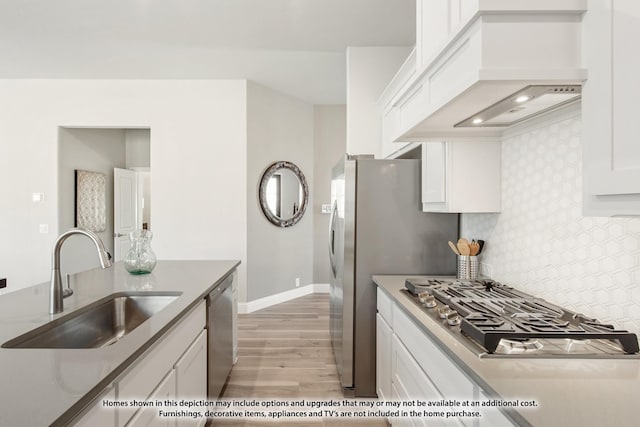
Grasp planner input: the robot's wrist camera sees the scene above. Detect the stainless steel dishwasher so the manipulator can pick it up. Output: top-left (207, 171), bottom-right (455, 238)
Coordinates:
top-left (207, 273), bottom-right (234, 398)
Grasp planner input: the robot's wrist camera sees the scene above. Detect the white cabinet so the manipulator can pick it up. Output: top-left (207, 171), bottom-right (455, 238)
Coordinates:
top-left (416, 1), bottom-right (478, 68)
top-left (391, 335), bottom-right (451, 427)
top-left (376, 288), bottom-right (516, 427)
top-left (382, 1), bottom-right (585, 141)
top-left (379, 49), bottom-right (418, 159)
top-left (421, 140), bottom-right (501, 213)
top-left (376, 314), bottom-right (393, 402)
top-left (127, 370), bottom-right (177, 427)
top-left (377, 288), bottom-right (393, 402)
top-left (175, 330), bottom-right (207, 427)
top-left (583, 0), bottom-right (640, 216)
top-left (118, 301), bottom-right (206, 427)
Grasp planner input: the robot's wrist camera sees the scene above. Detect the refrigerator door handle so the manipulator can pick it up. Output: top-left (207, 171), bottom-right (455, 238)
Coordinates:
top-left (328, 200), bottom-right (338, 278)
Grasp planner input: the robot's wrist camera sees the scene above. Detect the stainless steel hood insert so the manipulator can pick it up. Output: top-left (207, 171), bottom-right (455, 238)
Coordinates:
top-left (455, 85), bottom-right (582, 128)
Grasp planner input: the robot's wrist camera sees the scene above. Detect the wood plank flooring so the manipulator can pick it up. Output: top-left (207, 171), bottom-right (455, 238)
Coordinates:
top-left (212, 293), bottom-right (387, 427)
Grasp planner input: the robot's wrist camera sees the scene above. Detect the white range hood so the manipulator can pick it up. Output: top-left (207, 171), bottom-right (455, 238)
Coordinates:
top-left (384, 1), bottom-right (587, 141)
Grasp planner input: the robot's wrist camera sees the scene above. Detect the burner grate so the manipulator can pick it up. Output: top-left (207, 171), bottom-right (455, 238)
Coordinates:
top-left (404, 278), bottom-right (640, 355)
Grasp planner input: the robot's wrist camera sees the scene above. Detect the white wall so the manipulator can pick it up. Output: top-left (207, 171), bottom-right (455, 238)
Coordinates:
top-left (313, 105), bottom-right (347, 284)
top-left (346, 46), bottom-right (412, 157)
top-left (125, 129), bottom-right (151, 168)
top-left (0, 80), bottom-right (248, 301)
top-left (462, 106), bottom-right (640, 335)
top-left (58, 128), bottom-right (126, 274)
top-left (246, 82), bottom-right (314, 301)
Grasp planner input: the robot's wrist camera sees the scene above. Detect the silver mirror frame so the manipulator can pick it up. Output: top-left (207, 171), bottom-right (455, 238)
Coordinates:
top-left (258, 161), bottom-right (309, 228)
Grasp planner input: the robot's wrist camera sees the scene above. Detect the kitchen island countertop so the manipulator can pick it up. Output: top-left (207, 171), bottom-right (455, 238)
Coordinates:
top-left (373, 275), bottom-right (640, 427)
top-left (0, 260), bottom-right (239, 426)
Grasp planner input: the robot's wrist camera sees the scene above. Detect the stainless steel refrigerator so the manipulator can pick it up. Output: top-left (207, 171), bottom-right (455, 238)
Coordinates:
top-left (329, 155), bottom-right (459, 397)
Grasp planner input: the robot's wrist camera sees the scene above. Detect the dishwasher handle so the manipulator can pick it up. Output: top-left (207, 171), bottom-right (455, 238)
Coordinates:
top-left (208, 274), bottom-right (233, 300)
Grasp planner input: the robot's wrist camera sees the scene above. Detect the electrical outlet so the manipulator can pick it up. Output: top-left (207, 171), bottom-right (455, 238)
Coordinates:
top-left (295, 277), bottom-right (300, 287)
top-left (321, 204), bottom-right (332, 214)
top-left (480, 262), bottom-right (493, 279)
top-left (39, 224), bottom-right (49, 234)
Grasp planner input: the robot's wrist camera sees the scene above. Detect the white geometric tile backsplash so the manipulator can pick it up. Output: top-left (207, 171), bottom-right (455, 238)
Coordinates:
top-left (461, 109), bottom-right (640, 335)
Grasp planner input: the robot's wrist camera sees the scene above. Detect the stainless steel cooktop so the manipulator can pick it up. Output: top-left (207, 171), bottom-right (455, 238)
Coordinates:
top-left (404, 277), bottom-right (640, 359)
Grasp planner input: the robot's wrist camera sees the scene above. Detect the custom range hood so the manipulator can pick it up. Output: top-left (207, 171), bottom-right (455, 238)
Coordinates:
top-left (455, 85), bottom-right (582, 128)
top-left (388, 1), bottom-right (587, 141)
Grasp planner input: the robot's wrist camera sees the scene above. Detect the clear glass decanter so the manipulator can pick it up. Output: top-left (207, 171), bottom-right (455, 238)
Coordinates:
top-left (124, 229), bottom-right (157, 274)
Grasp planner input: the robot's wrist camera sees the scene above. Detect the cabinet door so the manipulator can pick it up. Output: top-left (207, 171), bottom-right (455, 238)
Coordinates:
top-left (127, 370), bottom-right (177, 427)
top-left (175, 330), bottom-right (207, 427)
top-left (391, 335), bottom-right (451, 427)
top-left (417, 0), bottom-right (451, 67)
top-left (376, 313), bottom-right (393, 401)
top-left (583, 0), bottom-right (640, 215)
top-left (422, 142), bottom-right (447, 208)
top-left (72, 387), bottom-right (116, 427)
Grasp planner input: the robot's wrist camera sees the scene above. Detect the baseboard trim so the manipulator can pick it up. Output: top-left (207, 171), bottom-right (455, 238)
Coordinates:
top-left (239, 283), bottom-right (330, 314)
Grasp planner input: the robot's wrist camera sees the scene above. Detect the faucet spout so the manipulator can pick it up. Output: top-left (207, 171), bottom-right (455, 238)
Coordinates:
top-left (50, 228), bottom-right (113, 314)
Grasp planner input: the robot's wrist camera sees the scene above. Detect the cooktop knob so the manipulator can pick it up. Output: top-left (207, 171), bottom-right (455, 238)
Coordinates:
top-left (447, 311), bottom-right (461, 326)
top-left (422, 295), bottom-right (437, 308)
top-left (418, 291), bottom-right (431, 303)
top-left (438, 305), bottom-right (451, 319)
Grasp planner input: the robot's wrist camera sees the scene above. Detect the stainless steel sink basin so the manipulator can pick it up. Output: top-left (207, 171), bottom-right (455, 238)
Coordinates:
top-left (2, 292), bottom-right (182, 349)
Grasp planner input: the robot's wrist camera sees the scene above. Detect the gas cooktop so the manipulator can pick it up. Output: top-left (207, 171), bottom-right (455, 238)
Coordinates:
top-left (404, 278), bottom-right (640, 358)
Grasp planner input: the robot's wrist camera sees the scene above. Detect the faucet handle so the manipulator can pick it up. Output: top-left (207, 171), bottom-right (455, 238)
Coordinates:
top-left (63, 273), bottom-right (74, 298)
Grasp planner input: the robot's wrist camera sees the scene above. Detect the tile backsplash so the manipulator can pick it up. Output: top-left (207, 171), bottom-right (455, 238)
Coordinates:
top-left (461, 109), bottom-right (640, 334)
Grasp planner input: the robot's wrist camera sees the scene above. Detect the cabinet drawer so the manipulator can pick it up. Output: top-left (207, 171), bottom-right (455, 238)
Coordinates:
top-left (127, 370), bottom-right (176, 427)
top-left (118, 301), bottom-right (206, 427)
top-left (377, 288), bottom-right (393, 325)
top-left (392, 335), bottom-right (448, 427)
top-left (393, 307), bottom-right (474, 402)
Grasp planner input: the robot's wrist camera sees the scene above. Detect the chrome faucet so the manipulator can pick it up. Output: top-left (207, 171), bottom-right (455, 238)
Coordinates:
top-left (50, 228), bottom-right (113, 314)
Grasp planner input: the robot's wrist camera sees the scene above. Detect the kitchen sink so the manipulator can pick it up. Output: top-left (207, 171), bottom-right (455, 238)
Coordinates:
top-left (2, 292), bottom-right (182, 349)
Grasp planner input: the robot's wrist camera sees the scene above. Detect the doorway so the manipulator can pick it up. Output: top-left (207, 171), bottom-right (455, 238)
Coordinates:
top-left (58, 127), bottom-right (151, 273)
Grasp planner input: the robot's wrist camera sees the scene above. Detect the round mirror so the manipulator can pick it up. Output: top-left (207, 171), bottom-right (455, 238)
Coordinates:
top-left (258, 161), bottom-right (309, 227)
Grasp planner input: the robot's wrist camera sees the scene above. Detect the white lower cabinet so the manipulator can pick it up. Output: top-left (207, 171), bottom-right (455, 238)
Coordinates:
top-left (376, 313), bottom-right (393, 401)
top-left (127, 370), bottom-right (177, 427)
top-left (175, 330), bottom-right (208, 427)
top-left (392, 334), bottom-right (452, 427)
top-left (71, 300), bottom-right (208, 427)
top-left (377, 289), bottom-right (514, 427)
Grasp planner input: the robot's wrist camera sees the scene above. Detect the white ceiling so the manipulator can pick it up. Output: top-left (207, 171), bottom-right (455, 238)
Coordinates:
top-left (0, 0), bottom-right (415, 104)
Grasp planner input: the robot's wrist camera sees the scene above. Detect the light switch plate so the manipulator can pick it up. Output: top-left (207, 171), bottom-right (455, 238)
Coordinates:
top-left (39, 224), bottom-right (49, 234)
top-left (32, 192), bottom-right (45, 203)
top-left (321, 204), bottom-right (332, 214)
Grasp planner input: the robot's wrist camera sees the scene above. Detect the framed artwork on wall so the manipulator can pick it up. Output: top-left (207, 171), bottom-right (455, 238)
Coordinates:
top-left (75, 169), bottom-right (106, 232)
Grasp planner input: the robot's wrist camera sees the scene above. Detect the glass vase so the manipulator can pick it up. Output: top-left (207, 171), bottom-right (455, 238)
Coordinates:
top-left (124, 229), bottom-right (157, 274)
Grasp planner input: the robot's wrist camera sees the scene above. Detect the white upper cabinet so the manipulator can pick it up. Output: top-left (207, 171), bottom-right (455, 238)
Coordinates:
top-left (421, 140), bottom-right (501, 213)
top-left (583, 0), bottom-right (640, 216)
top-left (379, 0), bottom-right (586, 142)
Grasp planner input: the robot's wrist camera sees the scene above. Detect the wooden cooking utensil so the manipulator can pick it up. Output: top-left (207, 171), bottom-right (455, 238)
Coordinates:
top-left (458, 238), bottom-right (470, 246)
top-left (457, 241), bottom-right (470, 256)
top-left (448, 241), bottom-right (460, 255)
top-left (469, 241), bottom-right (480, 256)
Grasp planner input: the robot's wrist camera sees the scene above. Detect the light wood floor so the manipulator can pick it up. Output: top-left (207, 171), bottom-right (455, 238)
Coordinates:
top-left (212, 293), bottom-right (387, 427)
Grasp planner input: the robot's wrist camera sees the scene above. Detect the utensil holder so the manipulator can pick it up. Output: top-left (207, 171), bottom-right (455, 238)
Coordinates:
top-left (457, 255), bottom-right (478, 280)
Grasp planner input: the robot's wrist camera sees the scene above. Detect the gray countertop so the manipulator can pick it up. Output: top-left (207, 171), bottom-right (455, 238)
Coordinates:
top-left (0, 260), bottom-right (240, 427)
top-left (373, 275), bottom-right (640, 427)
